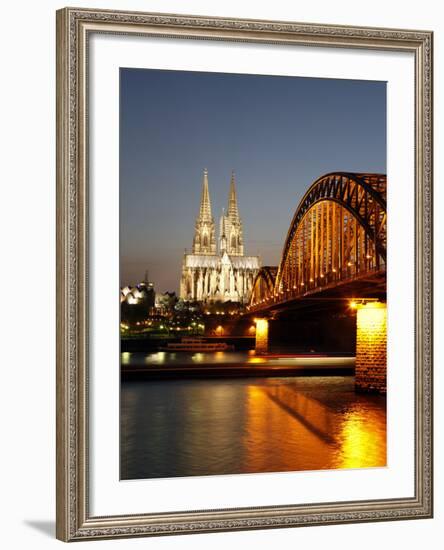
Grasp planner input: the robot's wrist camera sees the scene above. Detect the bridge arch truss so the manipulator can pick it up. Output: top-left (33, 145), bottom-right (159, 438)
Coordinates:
top-left (249, 172), bottom-right (386, 310)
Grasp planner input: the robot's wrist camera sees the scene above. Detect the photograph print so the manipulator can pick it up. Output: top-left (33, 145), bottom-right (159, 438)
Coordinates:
top-left (119, 68), bottom-right (387, 481)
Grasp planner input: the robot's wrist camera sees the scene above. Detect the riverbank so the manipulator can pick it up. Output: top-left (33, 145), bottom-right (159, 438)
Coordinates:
top-left (121, 335), bottom-right (255, 352)
top-left (121, 355), bottom-right (355, 380)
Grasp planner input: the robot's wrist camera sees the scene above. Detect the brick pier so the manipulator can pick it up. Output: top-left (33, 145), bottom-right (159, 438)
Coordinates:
top-left (355, 302), bottom-right (387, 393)
top-left (255, 318), bottom-right (269, 355)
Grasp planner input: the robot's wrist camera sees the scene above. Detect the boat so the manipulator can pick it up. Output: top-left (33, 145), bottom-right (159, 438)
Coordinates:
top-left (160, 337), bottom-right (234, 352)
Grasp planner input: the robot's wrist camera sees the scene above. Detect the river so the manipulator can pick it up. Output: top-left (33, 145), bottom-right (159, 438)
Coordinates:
top-left (121, 353), bottom-right (386, 480)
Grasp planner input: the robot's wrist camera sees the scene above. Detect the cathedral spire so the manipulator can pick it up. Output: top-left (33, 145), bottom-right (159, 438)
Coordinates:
top-left (227, 170), bottom-right (240, 221)
top-left (192, 168), bottom-right (216, 255)
top-left (223, 171), bottom-right (244, 256)
top-left (198, 168), bottom-right (212, 222)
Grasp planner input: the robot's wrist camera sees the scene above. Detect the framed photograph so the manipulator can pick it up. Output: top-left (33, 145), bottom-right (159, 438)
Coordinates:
top-left (56, 7), bottom-right (433, 541)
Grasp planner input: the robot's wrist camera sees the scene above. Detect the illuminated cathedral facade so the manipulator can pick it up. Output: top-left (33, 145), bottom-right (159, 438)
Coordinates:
top-left (180, 169), bottom-right (260, 303)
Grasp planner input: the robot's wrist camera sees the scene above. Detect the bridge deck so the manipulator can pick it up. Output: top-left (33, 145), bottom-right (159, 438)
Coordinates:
top-left (247, 268), bottom-right (386, 315)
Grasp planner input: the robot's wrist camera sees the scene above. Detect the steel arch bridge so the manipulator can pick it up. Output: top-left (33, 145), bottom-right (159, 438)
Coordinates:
top-left (248, 172), bottom-right (386, 312)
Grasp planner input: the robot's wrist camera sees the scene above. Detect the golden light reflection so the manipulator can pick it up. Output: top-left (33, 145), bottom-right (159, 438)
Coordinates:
top-left (242, 384), bottom-right (386, 473)
top-left (147, 351), bottom-right (166, 364)
top-left (335, 408), bottom-right (386, 469)
top-left (243, 385), bottom-right (335, 473)
top-left (121, 351), bottom-right (131, 365)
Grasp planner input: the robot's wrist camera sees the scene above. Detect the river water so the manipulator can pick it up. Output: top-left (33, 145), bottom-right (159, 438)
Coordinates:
top-left (120, 353), bottom-right (386, 480)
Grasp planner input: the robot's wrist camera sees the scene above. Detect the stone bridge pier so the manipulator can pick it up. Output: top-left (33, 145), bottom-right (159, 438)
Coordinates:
top-left (354, 301), bottom-right (387, 393)
top-left (254, 318), bottom-right (269, 355)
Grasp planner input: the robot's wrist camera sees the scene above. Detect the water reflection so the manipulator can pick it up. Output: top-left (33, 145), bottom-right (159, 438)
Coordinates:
top-left (120, 351), bottom-right (131, 365)
top-left (336, 406), bottom-right (387, 469)
top-left (121, 375), bottom-right (386, 480)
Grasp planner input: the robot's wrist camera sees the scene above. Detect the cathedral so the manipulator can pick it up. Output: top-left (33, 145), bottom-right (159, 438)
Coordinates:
top-left (180, 169), bottom-right (261, 303)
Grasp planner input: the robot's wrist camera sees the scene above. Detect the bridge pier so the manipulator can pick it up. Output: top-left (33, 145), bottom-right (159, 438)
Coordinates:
top-left (355, 302), bottom-right (387, 393)
top-left (255, 318), bottom-right (269, 355)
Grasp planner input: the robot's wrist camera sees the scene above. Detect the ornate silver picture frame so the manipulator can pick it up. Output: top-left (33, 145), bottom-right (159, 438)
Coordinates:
top-left (56, 7), bottom-right (433, 541)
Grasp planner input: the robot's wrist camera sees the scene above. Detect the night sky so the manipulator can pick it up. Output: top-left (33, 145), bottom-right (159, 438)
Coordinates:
top-left (120, 68), bottom-right (386, 292)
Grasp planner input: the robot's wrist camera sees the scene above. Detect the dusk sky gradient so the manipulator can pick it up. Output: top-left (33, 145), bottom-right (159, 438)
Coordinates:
top-left (120, 68), bottom-right (386, 292)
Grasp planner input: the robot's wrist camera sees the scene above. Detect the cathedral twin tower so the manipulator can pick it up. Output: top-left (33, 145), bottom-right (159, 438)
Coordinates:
top-left (192, 169), bottom-right (243, 257)
top-left (180, 169), bottom-right (260, 303)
